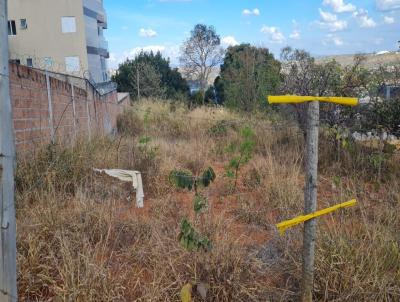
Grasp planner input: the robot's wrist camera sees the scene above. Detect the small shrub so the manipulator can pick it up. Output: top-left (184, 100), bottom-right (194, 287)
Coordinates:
top-left (178, 219), bottom-right (212, 251)
top-left (208, 120), bottom-right (228, 137)
top-left (225, 126), bottom-right (255, 191)
top-left (169, 167), bottom-right (216, 252)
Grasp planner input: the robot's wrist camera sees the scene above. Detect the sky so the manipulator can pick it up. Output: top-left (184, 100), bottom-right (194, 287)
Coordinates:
top-left (104, 0), bottom-right (400, 69)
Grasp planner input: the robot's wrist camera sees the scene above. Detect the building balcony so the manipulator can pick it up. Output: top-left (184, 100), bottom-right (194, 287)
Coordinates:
top-left (97, 10), bottom-right (108, 29)
top-left (83, 0), bottom-right (108, 28)
top-left (99, 39), bottom-right (109, 58)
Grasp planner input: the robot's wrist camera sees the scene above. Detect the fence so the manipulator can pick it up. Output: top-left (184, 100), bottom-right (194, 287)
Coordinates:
top-left (9, 62), bottom-right (129, 153)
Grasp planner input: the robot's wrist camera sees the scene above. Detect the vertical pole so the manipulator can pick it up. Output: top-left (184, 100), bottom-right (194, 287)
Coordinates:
top-left (45, 71), bottom-right (55, 144)
top-left (71, 83), bottom-right (77, 141)
top-left (137, 65), bottom-right (140, 101)
top-left (0, 0), bottom-right (18, 301)
top-left (86, 100), bottom-right (91, 140)
top-left (301, 101), bottom-right (320, 302)
top-left (85, 82), bottom-right (91, 140)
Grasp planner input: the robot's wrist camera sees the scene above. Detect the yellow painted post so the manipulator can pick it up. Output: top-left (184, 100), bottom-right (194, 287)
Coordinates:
top-left (267, 95), bottom-right (358, 302)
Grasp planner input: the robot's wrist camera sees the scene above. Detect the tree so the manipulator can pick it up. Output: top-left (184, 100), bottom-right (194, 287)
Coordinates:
top-left (112, 51), bottom-right (189, 101)
top-left (216, 44), bottom-right (281, 112)
top-left (180, 24), bottom-right (224, 97)
top-left (280, 47), bottom-right (343, 134)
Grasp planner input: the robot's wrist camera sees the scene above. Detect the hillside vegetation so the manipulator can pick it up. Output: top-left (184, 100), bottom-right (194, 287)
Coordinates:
top-left (316, 51), bottom-right (400, 69)
top-left (16, 100), bottom-right (400, 301)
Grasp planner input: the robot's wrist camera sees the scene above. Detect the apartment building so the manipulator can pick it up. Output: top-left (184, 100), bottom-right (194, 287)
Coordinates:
top-left (7, 0), bottom-right (110, 83)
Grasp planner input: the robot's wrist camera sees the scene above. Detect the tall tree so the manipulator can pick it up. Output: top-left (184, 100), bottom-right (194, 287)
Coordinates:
top-left (280, 47), bottom-right (343, 133)
top-left (216, 44), bottom-right (281, 111)
top-left (112, 51), bottom-right (189, 101)
top-left (180, 24), bottom-right (224, 95)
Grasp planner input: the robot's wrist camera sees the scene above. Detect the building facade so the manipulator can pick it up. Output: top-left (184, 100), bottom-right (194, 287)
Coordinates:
top-left (7, 0), bottom-right (110, 83)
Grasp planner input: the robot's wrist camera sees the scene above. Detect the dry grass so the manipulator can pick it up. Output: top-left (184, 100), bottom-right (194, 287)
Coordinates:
top-left (16, 99), bottom-right (400, 301)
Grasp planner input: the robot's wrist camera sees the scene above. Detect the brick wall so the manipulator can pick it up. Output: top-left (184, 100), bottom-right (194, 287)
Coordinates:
top-left (9, 63), bottom-right (128, 153)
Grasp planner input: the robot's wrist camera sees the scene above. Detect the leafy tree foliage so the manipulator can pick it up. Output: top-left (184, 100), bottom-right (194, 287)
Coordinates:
top-left (360, 98), bottom-right (400, 136)
top-left (216, 44), bottom-right (281, 112)
top-left (112, 51), bottom-right (189, 101)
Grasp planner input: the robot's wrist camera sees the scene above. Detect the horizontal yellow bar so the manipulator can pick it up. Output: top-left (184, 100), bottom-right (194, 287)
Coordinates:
top-left (268, 95), bottom-right (358, 106)
top-left (276, 199), bottom-right (357, 236)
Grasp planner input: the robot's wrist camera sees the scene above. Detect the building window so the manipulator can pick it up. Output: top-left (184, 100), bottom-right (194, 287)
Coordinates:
top-left (27, 58), bottom-right (33, 67)
top-left (65, 56), bottom-right (80, 72)
top-left (20, 19), bottom-right (27, 29)
top-left (8, 20), bottom-right (17, 35)
top-left (61, 17), bottom-right (76, 33)
top-left (44, 57), bottom-right (53, 69)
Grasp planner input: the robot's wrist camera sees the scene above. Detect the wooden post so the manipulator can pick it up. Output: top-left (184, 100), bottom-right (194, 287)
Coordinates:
top-left (301, 101), bottom-right (319, 302)
top-left (0, 0), bottom-right (18, 300)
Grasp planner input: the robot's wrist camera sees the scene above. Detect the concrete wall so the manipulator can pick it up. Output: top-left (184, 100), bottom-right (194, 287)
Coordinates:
top-left (9, 63), bottom-right (128, 154)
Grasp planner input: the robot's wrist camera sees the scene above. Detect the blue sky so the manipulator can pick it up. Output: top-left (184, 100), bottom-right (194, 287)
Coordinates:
top-left (104, 0), bottom-right (400, 69)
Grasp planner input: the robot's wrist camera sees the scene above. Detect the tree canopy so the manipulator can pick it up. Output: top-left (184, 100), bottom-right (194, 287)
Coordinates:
top-left (215, 44), bottom-right (281, 111)
top-left (112, 51), bottom-right (189, 101)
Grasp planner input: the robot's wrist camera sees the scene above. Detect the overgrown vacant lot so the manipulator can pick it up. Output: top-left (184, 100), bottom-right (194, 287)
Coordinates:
top-left (16, 100), bottom-right (400, 301)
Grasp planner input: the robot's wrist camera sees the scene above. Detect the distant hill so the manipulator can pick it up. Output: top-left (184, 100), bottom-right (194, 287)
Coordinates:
top-left (179, 66), bottom-right (220, 87)
top-left (315, 51), bottom-right (400, 69)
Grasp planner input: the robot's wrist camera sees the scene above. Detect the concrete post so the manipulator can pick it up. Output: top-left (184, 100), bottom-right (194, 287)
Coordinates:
top-left (0, 0), bottom-right (18, 300)
top-left (301, 101), bottom-right (320, 302)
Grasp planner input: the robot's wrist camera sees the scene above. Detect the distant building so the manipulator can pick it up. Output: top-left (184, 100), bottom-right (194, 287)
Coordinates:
top-left (7, 0), bottom-right (110, 83)
top-left (380, 85), bottom-right (400, 100)
top-left (187, 80), bottom-right (201, 95)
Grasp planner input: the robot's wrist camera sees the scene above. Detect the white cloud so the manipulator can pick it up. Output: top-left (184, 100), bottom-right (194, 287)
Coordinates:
top-left (222, 36), bottom-right (239, 47)
top-left (289, 30), bottom-right (301, 39)
top-left (353, 9), bottom-right (377, 28)
top-left (108, 53), bottom-right (117, 63)
top-left (332, 36), bottom-right (344, 46)
top-left (242, 8), bottom-right (260, 16)
top-left (323, 34), bottom-right (344, 46)
top-left (318, 9), bottom-right (348, 31)
top-left (323, 0), bottom-right (356, 12)
top-left (383, 15), bottom-right (395, 23)
top-left (139, 28), bottom-right (157, 38)
top-left (260, 26), bottom-right (286, 43)
top-left (242, 9), bottom-right (251, 16)
top-left (319, 9), bottom-right (338, 22)
top-left (376, 0), bottom-right (400, 11)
